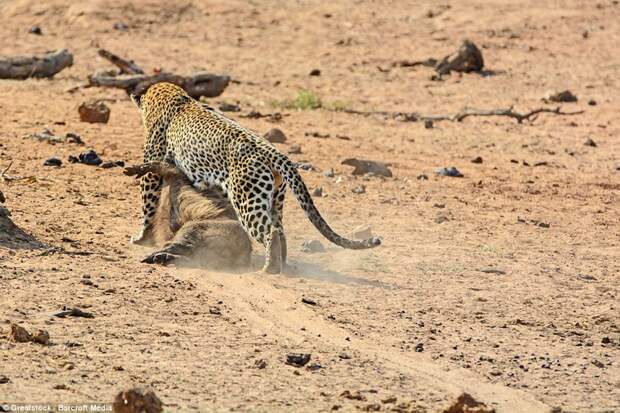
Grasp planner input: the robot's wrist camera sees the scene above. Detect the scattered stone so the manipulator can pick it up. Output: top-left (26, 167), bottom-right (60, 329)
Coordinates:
top-left (29, 26), bottom-right (42, 35)
top-left (78, 101), bottom-right (110, 124)
top-left (254, 359), bottom-right (267, 369)
top-left (424, 119), bottom-right (434, 129)
top-left (44, 157), bottom-right (62, 167)
top-left (364, 404), bottom-right (381, 412)
top-left (588, 99), bottom-right (597, 106)
top-left (442, 393), bottom-right (496, 413)
top-left (113, 388), bottom-right (163, 413)
top-left (489, 370), bottom-right (502, 376)
top-left (538, 222), bottom-right (550, 228)
top-left (101, 160), bottom-right (125, 169)
top-left (289, 144), bottom-right (302, 154)
top-left (471, 156), bottom-right (483, 164)
top-left (381, 396), bottom-right (397, 404)
top-left (286, 353), bottom-right (311, 367)
top-left (435, 215), bottom-right (449, 224)
top-left (53, 384), bottom-right (68, 390)
top-left (602, 337), bottom-right (611, 344)
top-left (264, 128), bottom-right (287, 143)
top-left (323, 168), bottom-right (335, 178)
top-left (53, 306), bottom-right (94, 318)
top-left (304, 363), bottom-right (321, 373)
top-left (339, 353), bottom-right (352, 360)
top-left (591, 359), bottom-right (605, 369)
top-left (352, 185), bottom-right (366, 194)
top-left (545, 90), bottom-right (578, 103)
top-left (9, 323), bottom-right (31, 343)
top-left (479, 268), bottom-right (506, 275)
top-left (113, 22), bottom-right (129, 31)
top-left (340, 390), bottom-right (366, 401)
top-left (436, 39), bottom-right (484, 76)
top-left (218, 102), bottom-right (241, 112)
top-left (27, 129), bottom-right (84, 145)
top-left (350, 225), bottom-right (372, 240)
top-left (342, 158), bottom-right (392, 177)
top-left (68, 150), bottom-right (103, 166)
top-left (209, 307), bottom-right (222, 316)
top-left (312, 187), bottom-right (323, 197)
top-left (301, 297), bottom-right (317, 306)
top-left (415, 343), bottom-right (424, 352)
top-left (584, 138), bottom-right (597, 147)
top-left (305, 131), bottom-right (330, 139)
top-left (533, 161), bottom-right (548, 167)
top-left (0, 375), bottom-right (9, 384)
top-left (309, 69), bottom-right (321, 76)
top-left (578, 274), bottom-right (597, 282)
top-left (301, 239), bottom-right (325, 253)
top-left (417, 174), bottom-right (429, 181)
top-left (435, 167), bottom-right (463, 177)
top-left (32, 330), bottom-right (50, 345)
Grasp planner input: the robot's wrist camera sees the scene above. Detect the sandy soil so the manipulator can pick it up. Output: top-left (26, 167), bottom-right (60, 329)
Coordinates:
top-left (0, 0), bottom-right (619, 412)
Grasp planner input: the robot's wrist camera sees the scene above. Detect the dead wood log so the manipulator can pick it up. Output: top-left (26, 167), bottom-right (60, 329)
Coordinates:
top-left (0, 49), bottom-right (73, 79)
top-left (339, 106), bottom-right (584, 124)
top-left (97, 49), bottom-right (143, 74)
top-left (87, 71), bottom-right (230, 99)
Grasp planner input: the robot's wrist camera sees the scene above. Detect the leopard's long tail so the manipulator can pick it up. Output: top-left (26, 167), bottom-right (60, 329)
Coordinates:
top-left (271, 153), bottom-right (381, 250)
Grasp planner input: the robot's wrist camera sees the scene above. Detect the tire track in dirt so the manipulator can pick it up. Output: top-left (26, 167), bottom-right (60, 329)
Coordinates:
top-left (176, 268), bottom-right (551, 413)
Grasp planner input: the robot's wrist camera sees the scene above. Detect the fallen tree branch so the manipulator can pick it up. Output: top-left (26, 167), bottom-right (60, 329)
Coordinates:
top-left (339, 106), bottom-right (584, 124)
top-left (87, 70), bottom-right (230, 98)
top-left (0, 49), bottom-right (73, 79)
top-left (97, 49), bottom-right (144, 74)
top-left (1, 161), bottom-right (37, 183)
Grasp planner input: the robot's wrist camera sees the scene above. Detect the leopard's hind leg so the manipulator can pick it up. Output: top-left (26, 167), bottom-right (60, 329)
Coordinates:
top-left (227, 157), bottom-right (282, 274)
top-left (271, 174), bottom-right (287, 266)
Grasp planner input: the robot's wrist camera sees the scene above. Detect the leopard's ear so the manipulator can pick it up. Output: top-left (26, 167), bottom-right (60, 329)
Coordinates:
top-left (130, 93), bottom-right (142, 108)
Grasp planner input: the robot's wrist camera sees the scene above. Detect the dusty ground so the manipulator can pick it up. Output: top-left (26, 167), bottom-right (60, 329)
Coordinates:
top-left (0, 0), bottom-right (619, 412)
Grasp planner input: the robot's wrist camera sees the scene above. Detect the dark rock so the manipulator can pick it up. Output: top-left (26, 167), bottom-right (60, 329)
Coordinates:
top-left (219, 102), bottom-right (241, 112)
top-left (9, 323), bottom-right (31, 343)
top-left (592, 359), bottom-right (605, 368)
top-left (100, 160), bottom-right (125, 169)
top-left (301, 297), bottom-right (317, 306)
top-left (301, 240), bottom-right (325, 253)
top-left (323, 168), bottom-right (335, 178)
top-left (341, 158), bottom-right (392, 177)
top-left (286, 353), bottom-right (311, 367)
top-left (113, 22), bottom-right (129, 31)
top-left (44, 157), bottom-right (62, 167)
top-left (78, 101), bottom-right (110, 124)
top-left (312, 187), bottom-right (323, 197)
top-left (538, 222), bottom-right (550, 228)
top-left (471, 156), bottom-right (483, 164)
top-left (69, 150), bottom-right (102, 166)
top-left (417, 174), bottom-right (429, 180)
top-left (307, 363), bottom-right (322, 371)
top-left (113, 388), bottom-right (163, 413)
top-left (436, 39), bottom-right (484, 76)
top-left (435, 166), bottom-right (463, 177)
top-left (545, 90), bottom-right (578, 103)
top-left (53, 306), bottom-right (94, 318)
top-left (584, 138), bottom-right (597, 147)
top-left (340, 390), bottom-right (366, 401)
top-left (309, 69), bottom-right (321, 76)
top-left (32, 329), bottom-right (50, 345)
top-left (339, 353), bottom-right (352, 360)
top-left (29, 26), bottom-right (42, 35)
top-left (588, 99), bottom-right (597, 106)
top-left (415, 343), bottom-right (424, 352)
top-left (264, 128), bottom-right (287, 143)
top-left (442, 393), bottom-right (496, 413)
top-left (254, 359), bottom-right (267, 369)
top-left (0, 375), bottom-right (9, 384)
top-left (435, 215), bottom-right (449, 224)
top-left (289, 144), bottom-right (302, 154)
top-left (424, 119), bottom-right (434, 129)
top-left (602, 337), bottom-right (611, 344)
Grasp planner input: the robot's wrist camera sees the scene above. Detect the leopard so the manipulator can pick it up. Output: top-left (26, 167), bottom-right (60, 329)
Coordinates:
top-left (124, 161), bottom-right (252, 269)
top-left (131, 82), bottom-right (380, 273)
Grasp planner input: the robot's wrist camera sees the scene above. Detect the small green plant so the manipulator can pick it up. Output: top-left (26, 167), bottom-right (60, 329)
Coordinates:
top-left (285, 89), bottom-right (322, 110)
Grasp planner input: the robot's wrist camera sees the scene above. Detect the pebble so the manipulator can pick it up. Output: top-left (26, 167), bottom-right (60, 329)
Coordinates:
top-left (286, 353), bottom-right (311, 367)
top-left (323, 168), bottom-right (335, 178)
top-left (264, 128), bottom-right (287, 143)
top-left (435, 167), bottom-right (463, 177)
top-left (312, 187), bottom-right (323, 197)
top-left (43, 158), bottom-right (62, 167)
top-left (289, 144), bottom-right (302, 154)
top-left (471, 156), bottom-right (483, 164)
top-left (309, 69), bottom-right (321, 76)
top-left (584, 137), bottom-right (597, 147)
top-left (352, 185), bottom-right (366, 194)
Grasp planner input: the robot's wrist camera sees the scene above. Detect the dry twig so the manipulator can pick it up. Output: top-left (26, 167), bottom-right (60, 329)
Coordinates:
top-left (0, 49), bottom-right (73, 79)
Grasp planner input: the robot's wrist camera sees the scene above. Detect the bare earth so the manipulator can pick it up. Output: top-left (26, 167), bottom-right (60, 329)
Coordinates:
top-left (0, 1), bottom-right (619, 412)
